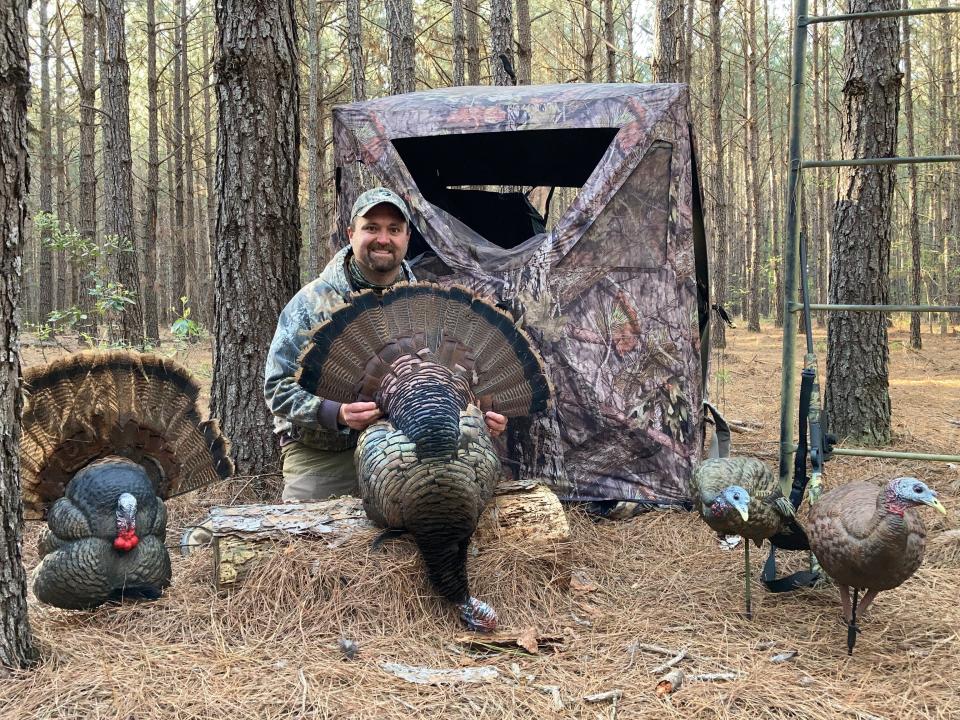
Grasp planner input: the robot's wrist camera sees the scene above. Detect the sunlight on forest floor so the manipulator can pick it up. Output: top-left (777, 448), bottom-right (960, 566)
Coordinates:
top-left (5, 323), bottom-right (959, 719)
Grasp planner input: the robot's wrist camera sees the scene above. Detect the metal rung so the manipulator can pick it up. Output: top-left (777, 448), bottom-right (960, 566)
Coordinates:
top-left (803, 7), bottom-right (960, 25)
top-left (832, 448), bottom-right (960, 463)
top-left (800, 155), bottom-right (960, 169)
top-left (788, 302), bottom-right (960, 313)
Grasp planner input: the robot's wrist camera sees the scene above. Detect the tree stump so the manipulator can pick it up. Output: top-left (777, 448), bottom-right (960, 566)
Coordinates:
top-left (203, 481), bottom-right (570, 589)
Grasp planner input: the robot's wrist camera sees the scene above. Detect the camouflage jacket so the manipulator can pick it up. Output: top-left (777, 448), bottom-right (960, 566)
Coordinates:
top-left (263, 245), bottom-right (416, 451)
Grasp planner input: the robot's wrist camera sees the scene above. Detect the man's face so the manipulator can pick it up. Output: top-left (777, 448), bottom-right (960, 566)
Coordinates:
top-left (347, 203), bottom-right (411, 275)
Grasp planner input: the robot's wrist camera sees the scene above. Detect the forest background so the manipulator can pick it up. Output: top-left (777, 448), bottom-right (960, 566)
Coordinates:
top-left (20, 0), bottom-right (960, 350)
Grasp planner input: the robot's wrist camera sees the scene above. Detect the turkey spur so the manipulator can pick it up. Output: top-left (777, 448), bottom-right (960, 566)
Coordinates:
top-left (297, 282), bottom-right (552, 631)
top-left (21, 351), bottom-right (234, 609)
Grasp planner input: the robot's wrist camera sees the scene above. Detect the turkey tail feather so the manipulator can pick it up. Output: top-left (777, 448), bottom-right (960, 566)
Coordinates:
top-left (21, 350), bottom-right (234, 519)
top-left (297, 282), bottom-right (551, 417)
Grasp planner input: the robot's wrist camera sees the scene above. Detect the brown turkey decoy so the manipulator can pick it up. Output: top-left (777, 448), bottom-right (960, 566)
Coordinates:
top-left (689, 457), bottom-right (807, 619)
top-left (297, 282), bottom-right (551, 631)
top-left (807, 477), bottom-right (946, 654)
top-left (21, 351), bottom-right (234, 609)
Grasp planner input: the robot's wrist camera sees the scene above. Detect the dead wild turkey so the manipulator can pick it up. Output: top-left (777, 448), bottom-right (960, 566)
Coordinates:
top-left (807, 477), bottom-right (946, 654)
top-left (689, 457), bottom-right (808, 618)
top-left (21, 351), bottom-right (233, 609)
top-left (297, 282), bottom-right (551, 631)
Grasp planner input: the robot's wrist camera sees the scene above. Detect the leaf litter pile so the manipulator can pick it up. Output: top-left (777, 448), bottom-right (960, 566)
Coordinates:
top-left (4, 324), bottom-right (960, 719)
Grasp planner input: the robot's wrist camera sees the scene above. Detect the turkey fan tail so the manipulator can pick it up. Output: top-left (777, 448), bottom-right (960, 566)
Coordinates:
top-left (296, 282), bottom-right (552, 417)
top-left (20, 350), bottom-right (234, 519)
top-left (769, 515), bottom-right (810, 552)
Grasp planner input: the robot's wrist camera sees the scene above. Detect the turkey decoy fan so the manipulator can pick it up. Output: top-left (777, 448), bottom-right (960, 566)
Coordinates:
top-left (297, 282), bottom-right (552, 631)
top-left (806, 477), bottom-right (946, 655)
top-left (689, 457), bottom-right (808, 619)
top-left (21, 351), bottom-right (234, 609)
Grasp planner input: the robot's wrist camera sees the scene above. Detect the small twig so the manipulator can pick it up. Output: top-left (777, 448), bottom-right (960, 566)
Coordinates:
top-left (584, 689), bottom-right (622, 703)
top-left (689, 672), bottom-right (739, 682)
top-left (535, 684), bottom-right (564, 711)
top-left (649, 649), bottom-right (687, 675)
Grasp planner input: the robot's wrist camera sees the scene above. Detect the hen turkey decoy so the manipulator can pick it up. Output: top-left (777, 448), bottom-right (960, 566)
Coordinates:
top-left (689, 456), bottom-right (808, 618)
top-left (21, 351), bottom-right (234, 609)
top-left (807, 477), bottom-right (946, 654)
top-left (297, 282), bottom-right (551, 631)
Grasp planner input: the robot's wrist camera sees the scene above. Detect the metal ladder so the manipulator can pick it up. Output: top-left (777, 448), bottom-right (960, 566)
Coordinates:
top-left (778, 2), bottom-right (960, 503)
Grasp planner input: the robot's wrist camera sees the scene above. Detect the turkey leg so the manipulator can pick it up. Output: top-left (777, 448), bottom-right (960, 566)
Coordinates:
top-left (856, 589), bottom-right (879, 619)
top-left (743, 541), bottom-right (752, 620)
top-left (838, 584), bottom-right (852, 623)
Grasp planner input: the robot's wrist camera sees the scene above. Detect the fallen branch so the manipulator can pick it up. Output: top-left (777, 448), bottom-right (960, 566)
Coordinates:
top-left (689, 672), bottom-right (739, 682)
top-left (649, 649), bottom-right (687, 675)
top-left (584, 689), bottom-right (622, 703)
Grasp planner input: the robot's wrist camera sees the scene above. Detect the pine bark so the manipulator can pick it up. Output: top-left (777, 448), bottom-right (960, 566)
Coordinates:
top-left (466, 0), bottom-right (480, 84)
top-left (0, 0), bottom-right (37, 671)
top-left (180, 0), bottom-right (198, 307)
top-left (516, 0), bottom-right (531, 85)
top-left (202, 15), bottom-right (216, 270)
top-left (745, 0), bottom-right (763, 332)
top-left (77, 0), bottom-right (98, 340)
top-left (583, 0), bottom-right (594, 82)
top-left (307, 0), bottom-right (323, 276)
top-left (653, 0), bottom-right (687, 83)
top-left (37, 0), bottom-right (54, 322)
top-left (102, 0), bottom-right (144, 345)
top-left (490, 0), bottom-right (515, 85)
top-left (387, 0), bottom-right (416, 95)
top-left (54, 19), bottom-right (70, 310)
top-left (604, 0), bottom-right (615, 82)
top-left (939, 7), bottom-right (955, 332)
top-left (213, 0), bottom-right (302, 483)
top-left (143, 0), bottom-right (161, 344)
top-left (824, 0), bottom-right (901, 445)
top-left (811, 0), bottom-right (827, 328)
top-left (762, 0), bottom-right (781, 326)
top-left (171, 10), bottom-right (186, 311)
top-left (452, 0), bottom-right (465, 85)
top-left (902, 0), bottom-right (921, 349)
top-left (346, 0), bottom-right (366, 100)
top-left (708, 0), bottom-right (728, 349)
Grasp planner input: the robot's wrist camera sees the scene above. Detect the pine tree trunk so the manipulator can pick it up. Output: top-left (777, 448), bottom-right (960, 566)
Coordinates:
top-left (583, 0), bottom-right (594, 82)
top-left (516, 0), bottom-right (531, 84)
top-left (824, 0), bottom-right (901, 446)
top-left (490, 0), bottom-right (515, 85)
top-left (939, 8), bottom-right (955, 331)
top-left (307, 0), bottom-right (323, 276)
top-left (466, 0), bottom-right (481, 84)
top-left (452, 0), bottom-right (466, 85)
top-left (902, 0), bottom-right (921, 349)
top-left (817, 9), bottom-right (831, 328)
top-left (164, 82), bottom-right (176, 325)
top-left (653, 0), bottom-right (686, 83)
top-left (142, 0), bottom-right (161, 344)
top-left (811, 0), bottom-right (827, 328)
top-left (202, 13), bottom-right (216, 318)
top-left (171, 11), bottom-right (186, 312)
top-left (213, 0), bottom-right (302, 485)
top-left (77, 0), bottom-right (98, 340)
top-left (387, 0), bottom-right (415, 95)
top-left (604, 0), bottom-right (615, 82)
top-left (745, 0), bottom-right (763, 332)
top-left (625, 0), bottom-right (636, 81)
top-left (708, 0), bottom-right (728, 349)
top-left (37, 0), bottom-right (54, 322)
top-left (54, 19), bottom-right (70, 310)
top-left (102, 0), bottom-right (144, 345)
top-left (346, 0), bottom-right (366, 100)
top-left (0, 0), bottom-right (37, 671)
top-left (180, 0), bottom-right (198, 308)
top-left (762, 0), bottom-right (781, 327)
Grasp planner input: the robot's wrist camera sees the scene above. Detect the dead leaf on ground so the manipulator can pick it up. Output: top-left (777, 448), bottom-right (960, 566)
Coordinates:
top-left (570, 569), bottom-right (599, 593)
top-left (516, 626), bottom-right (539, 655)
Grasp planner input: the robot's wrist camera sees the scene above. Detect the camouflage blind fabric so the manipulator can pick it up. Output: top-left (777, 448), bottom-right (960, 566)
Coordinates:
top-left (332, 83), bottom-right (710, 512)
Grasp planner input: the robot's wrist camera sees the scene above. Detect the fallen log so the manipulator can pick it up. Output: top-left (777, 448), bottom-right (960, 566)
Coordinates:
top-left (204, 482), bottom-right (570, 589)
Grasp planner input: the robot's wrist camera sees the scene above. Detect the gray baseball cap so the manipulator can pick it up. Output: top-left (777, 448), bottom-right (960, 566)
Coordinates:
top-left (350, 187), bottom-right (411, 224)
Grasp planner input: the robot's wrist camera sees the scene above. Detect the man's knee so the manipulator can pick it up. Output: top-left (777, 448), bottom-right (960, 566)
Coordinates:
top-left (280, 442), bottom-right (358, 501)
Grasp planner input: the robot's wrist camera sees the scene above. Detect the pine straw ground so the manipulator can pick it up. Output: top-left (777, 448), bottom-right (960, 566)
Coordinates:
top-left (3, 323), bottom-right (960, 720)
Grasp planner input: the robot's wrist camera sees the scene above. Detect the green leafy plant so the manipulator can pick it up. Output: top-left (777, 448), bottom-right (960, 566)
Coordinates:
top-left (170, 297), bottom-right (204, 343)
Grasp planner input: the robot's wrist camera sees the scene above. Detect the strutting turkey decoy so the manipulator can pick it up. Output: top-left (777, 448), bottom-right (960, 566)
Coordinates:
top-left (806, 477), bottom-right (946, 654)
top-left (296, 282), bottom-right (552, 631)
top-left (20, 351), bottom-right (234, 609)
top-left (689, 456), bottom-right (808, 618)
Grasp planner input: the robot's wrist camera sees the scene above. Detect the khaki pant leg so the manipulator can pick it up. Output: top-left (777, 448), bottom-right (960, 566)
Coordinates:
top-left (280, 441), bottom-right (358, 502)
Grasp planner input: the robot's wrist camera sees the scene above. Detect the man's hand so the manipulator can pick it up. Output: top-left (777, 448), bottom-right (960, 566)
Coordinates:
top-left (338, 401), bottom-right (382, 431)
top-left (484, 411), bottom-right (507, 438)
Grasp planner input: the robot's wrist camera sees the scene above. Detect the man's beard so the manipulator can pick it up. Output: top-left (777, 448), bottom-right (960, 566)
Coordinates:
top-left (362, 246), bottom-right (397, 273)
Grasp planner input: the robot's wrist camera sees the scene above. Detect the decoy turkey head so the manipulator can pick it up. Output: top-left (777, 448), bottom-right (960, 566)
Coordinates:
top-left (113, 492), bottom-right (139, 552)
top-left (711, 485), bottom-right (751, 522)
top-left (887, 478), bottom-right (947, 517)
